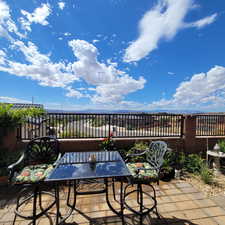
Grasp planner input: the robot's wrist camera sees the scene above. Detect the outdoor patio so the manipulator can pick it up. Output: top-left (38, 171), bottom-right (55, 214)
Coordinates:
top-left (1, 180), bottom-right (225, 225)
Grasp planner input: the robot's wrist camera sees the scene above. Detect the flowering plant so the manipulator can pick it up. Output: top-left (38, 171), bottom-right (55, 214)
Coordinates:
top-left (100, 133), bottom-right (115, 151)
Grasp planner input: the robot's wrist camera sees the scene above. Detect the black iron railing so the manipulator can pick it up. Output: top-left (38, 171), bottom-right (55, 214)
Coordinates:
top-left (196, 114), bottom-right (225, 136)
top-left (18, 113), bottom-right (184, 140)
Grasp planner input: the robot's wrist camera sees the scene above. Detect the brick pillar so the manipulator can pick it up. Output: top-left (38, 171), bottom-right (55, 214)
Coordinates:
top-left (184, 115), bottom-right (197, 154)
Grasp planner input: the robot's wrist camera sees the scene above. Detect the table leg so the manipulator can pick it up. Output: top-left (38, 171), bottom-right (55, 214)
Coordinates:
top-left (105, 178), bottom-right (125, 225)
top-left (55, 183), bottom-right (60, 225)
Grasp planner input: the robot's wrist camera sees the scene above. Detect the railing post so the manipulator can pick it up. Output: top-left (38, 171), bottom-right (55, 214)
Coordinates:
top-left (180, 115), bottom-right (184, 138)
top-left (108, 114), bottom-right (111, 137)
top-left (184, 114), bottom-right (197, 154)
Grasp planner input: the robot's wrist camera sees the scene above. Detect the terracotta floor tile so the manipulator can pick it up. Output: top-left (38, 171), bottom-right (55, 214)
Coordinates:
top-left (192, 217), bottom-right (218, 225)
top-left (169, 194), bottom-right (190, 202)
top-left (159, 203), bottom-right (178, 213)
top-left (203, 206), bottom-right (225, 217)
top-left (182, 208), bottom-right (208, 220)
top-left (186, 193), bottom-right (205, 200)
top-left (175, 200), bottom-right (198, 210)
top-left (214, 215), bottom-right (225, 225)
top-left (164, 188), bottom-right (182, 195)
top-left (194, 199), bottom-right (216, 208)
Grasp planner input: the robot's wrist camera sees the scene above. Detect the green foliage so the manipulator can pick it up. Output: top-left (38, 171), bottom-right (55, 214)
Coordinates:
top-left (89, 118), bottom-right (107, 127)
top-left (100, 133), bottom-right (115, 151)
top-left (199, 163), bottom-right (214, 184)
top-left (0, 103), bottom-right (45, 130)
top-left (0, 149), bottom-right (22, 176)
top-left (175, 151), bottom-right (186, 169)
top-left (218, 140), bottom-right (225, 153)
top-left (127, 142), bottom-right (148, 162)
top-left (184, 154), bottom-right (204, 174)
top-left (161, 151), bottom-right (176, 173)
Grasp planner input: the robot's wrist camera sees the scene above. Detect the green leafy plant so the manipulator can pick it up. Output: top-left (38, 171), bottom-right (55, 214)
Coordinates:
top-left (0, 103), bottom-right (45, 141)
top-left (100, 133), bottom-right (115, 151)
top-left (218, 140), bottom-right (225, 153)
top-left (0, 149), bottom-right (22, 177)
top-left (184, 154), bottom-right (204, 174)
top-left (174, 151), bottom-right (186, 170)
top-left (199, 163), bottom-right (214, 184)
top-left (126, 142), bottom-right (148, 162)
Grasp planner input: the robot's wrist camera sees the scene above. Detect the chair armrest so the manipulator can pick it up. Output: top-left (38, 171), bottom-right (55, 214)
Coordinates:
top-left (8, 153), bottom-right (25, 170)
top-left (53, 152), bottom-right (62, 166)
top-left (8, 153), bottom-right (25, 181)
top-left (125, 149), bottom-right (148, 162)
top-left (126, 149), bottom-right (148, 157)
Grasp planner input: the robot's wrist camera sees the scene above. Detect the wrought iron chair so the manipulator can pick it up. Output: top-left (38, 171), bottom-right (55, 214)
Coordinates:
top-left (8, 136), bottom-right (61, 225)
top-left (123, 141), bottom-right (169, 225)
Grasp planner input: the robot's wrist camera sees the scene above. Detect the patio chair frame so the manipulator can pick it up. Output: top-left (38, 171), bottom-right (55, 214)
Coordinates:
top-left (8, 136), bottom-right (61, 225)
top-left (123, 140), bottom-right (169, 225)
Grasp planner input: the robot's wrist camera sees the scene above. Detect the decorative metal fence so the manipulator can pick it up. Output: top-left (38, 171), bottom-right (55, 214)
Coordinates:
top-left (18, 113), bottom-right (184, 140)
top-left (196, 114), bottom-right (225, 136)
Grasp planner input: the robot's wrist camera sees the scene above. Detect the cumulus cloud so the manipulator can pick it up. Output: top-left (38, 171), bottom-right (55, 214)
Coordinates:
top-left (185, 13), bottom-right (218, 29)
top-left (0, 96), bottom-right (31, 103)
top-left (124, 0), bottom-right (217, 62)
top-left (148, 66), bottom-right (225, 110)
top-left (58, 2), bottom-right (65, 10)
top-left (68, 39), bottom-right (146, 104)
top-left (20, 3), bottom-right (51, 31)
top-left (0, 40), bottom-right (78, 88)
top-left (0, 0), bottom-right (23, 40)
top-left (65, 87), bottom-right (83, 98)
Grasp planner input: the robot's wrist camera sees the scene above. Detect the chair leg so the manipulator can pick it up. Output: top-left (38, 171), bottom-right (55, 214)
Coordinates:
top-left (138, 184), bottom-right (143, 225)
top-left (13, 194), bottom-right (20, 225)
top-left (33, 186), bottom-right (38, 225)
top-left (112, 178), bottom-right (117, 201)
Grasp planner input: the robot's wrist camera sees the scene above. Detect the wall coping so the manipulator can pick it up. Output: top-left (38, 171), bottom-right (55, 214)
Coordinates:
top-left (21, 136), bottom-right (182, 143)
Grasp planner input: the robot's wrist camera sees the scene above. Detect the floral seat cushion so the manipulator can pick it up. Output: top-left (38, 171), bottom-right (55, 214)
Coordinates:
top-left (126, 162), bottom-right (158, 181)
top-left (15, 164), bottom-right (53, 184)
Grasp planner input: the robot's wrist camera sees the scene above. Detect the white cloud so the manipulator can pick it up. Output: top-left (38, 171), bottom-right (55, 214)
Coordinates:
top-left (0, 96), bottom-right (31, 103)
top-left (64, 32), bottom-right (71, 36)
top-left (148, 66), bottom-right (225, 110)
top-left (58, 2), bottom-right (65, 10)
top-left (68, 39), bottom-right (146, 104)
top-left (123, 0), bottom-right (217, 62)
top-left (0, 40), bottom-right (78, 88)
top-left (185, 13), bottom-right (218, 29)
top-left (20, 3), bottom-right (51, 31)
top-left (65, 87), bottom-right (83, 98)
top-left (0, 0), bottom-right (23, 40)
top-left (92, 39), bottom-right (99, 44)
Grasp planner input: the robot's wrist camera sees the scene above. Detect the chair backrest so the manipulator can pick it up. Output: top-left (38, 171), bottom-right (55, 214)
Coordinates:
top-left (25, 136), bottom-right (59, 165)
top-left (146, 141), bottom-right (168, 172)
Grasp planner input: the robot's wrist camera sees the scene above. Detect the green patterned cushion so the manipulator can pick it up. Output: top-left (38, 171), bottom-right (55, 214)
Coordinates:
top-left (127, 162), bottom-right (158, 181)
top-left (15, 164), bottom-right (53, 184)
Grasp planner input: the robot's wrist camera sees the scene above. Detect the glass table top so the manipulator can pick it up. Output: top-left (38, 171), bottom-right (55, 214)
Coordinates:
top-left (46, 151), bottom-right (131, 181)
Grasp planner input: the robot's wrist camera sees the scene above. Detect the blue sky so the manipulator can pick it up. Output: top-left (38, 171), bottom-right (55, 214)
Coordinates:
top-left (0, 0), bottom-right (224, 111)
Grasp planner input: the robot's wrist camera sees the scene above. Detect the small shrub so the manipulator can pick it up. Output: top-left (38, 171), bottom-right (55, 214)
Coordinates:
top-left (200, 163), bottom-right (214, 184)
top-left (218, 140), bottom-right (225, 153)
top-left (184, 154), bottom-right (204, 174)
top-left (127, 142), bottom-right (148, 162)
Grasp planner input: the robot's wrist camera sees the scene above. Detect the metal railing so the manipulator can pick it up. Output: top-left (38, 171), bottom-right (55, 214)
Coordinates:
top-left (18, 113), bottom-right (184, 140)
top-left (196, 114), bottom-right (225, 136)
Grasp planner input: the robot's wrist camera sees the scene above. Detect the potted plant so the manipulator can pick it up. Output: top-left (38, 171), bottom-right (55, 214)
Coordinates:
top-left (160, 151), bottom-right (176, 181)
top-left (99, 133), bottom-right (115, 151)
top-left (0, 103), bottom-right (44, 149)
top-left (174, 152), bottom-right (186, 179)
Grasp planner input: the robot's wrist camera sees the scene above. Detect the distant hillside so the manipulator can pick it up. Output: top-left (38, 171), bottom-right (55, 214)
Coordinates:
top-left (47, 109), bottom-right (203, 114)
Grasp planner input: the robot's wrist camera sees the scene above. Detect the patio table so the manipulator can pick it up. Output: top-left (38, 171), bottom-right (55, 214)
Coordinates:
top-left (46, 151), bottom-right (131, 225)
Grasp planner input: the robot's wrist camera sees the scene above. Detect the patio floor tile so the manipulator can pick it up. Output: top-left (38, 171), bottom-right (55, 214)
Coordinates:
top-left (0, 180), bottom-right (225, 225)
